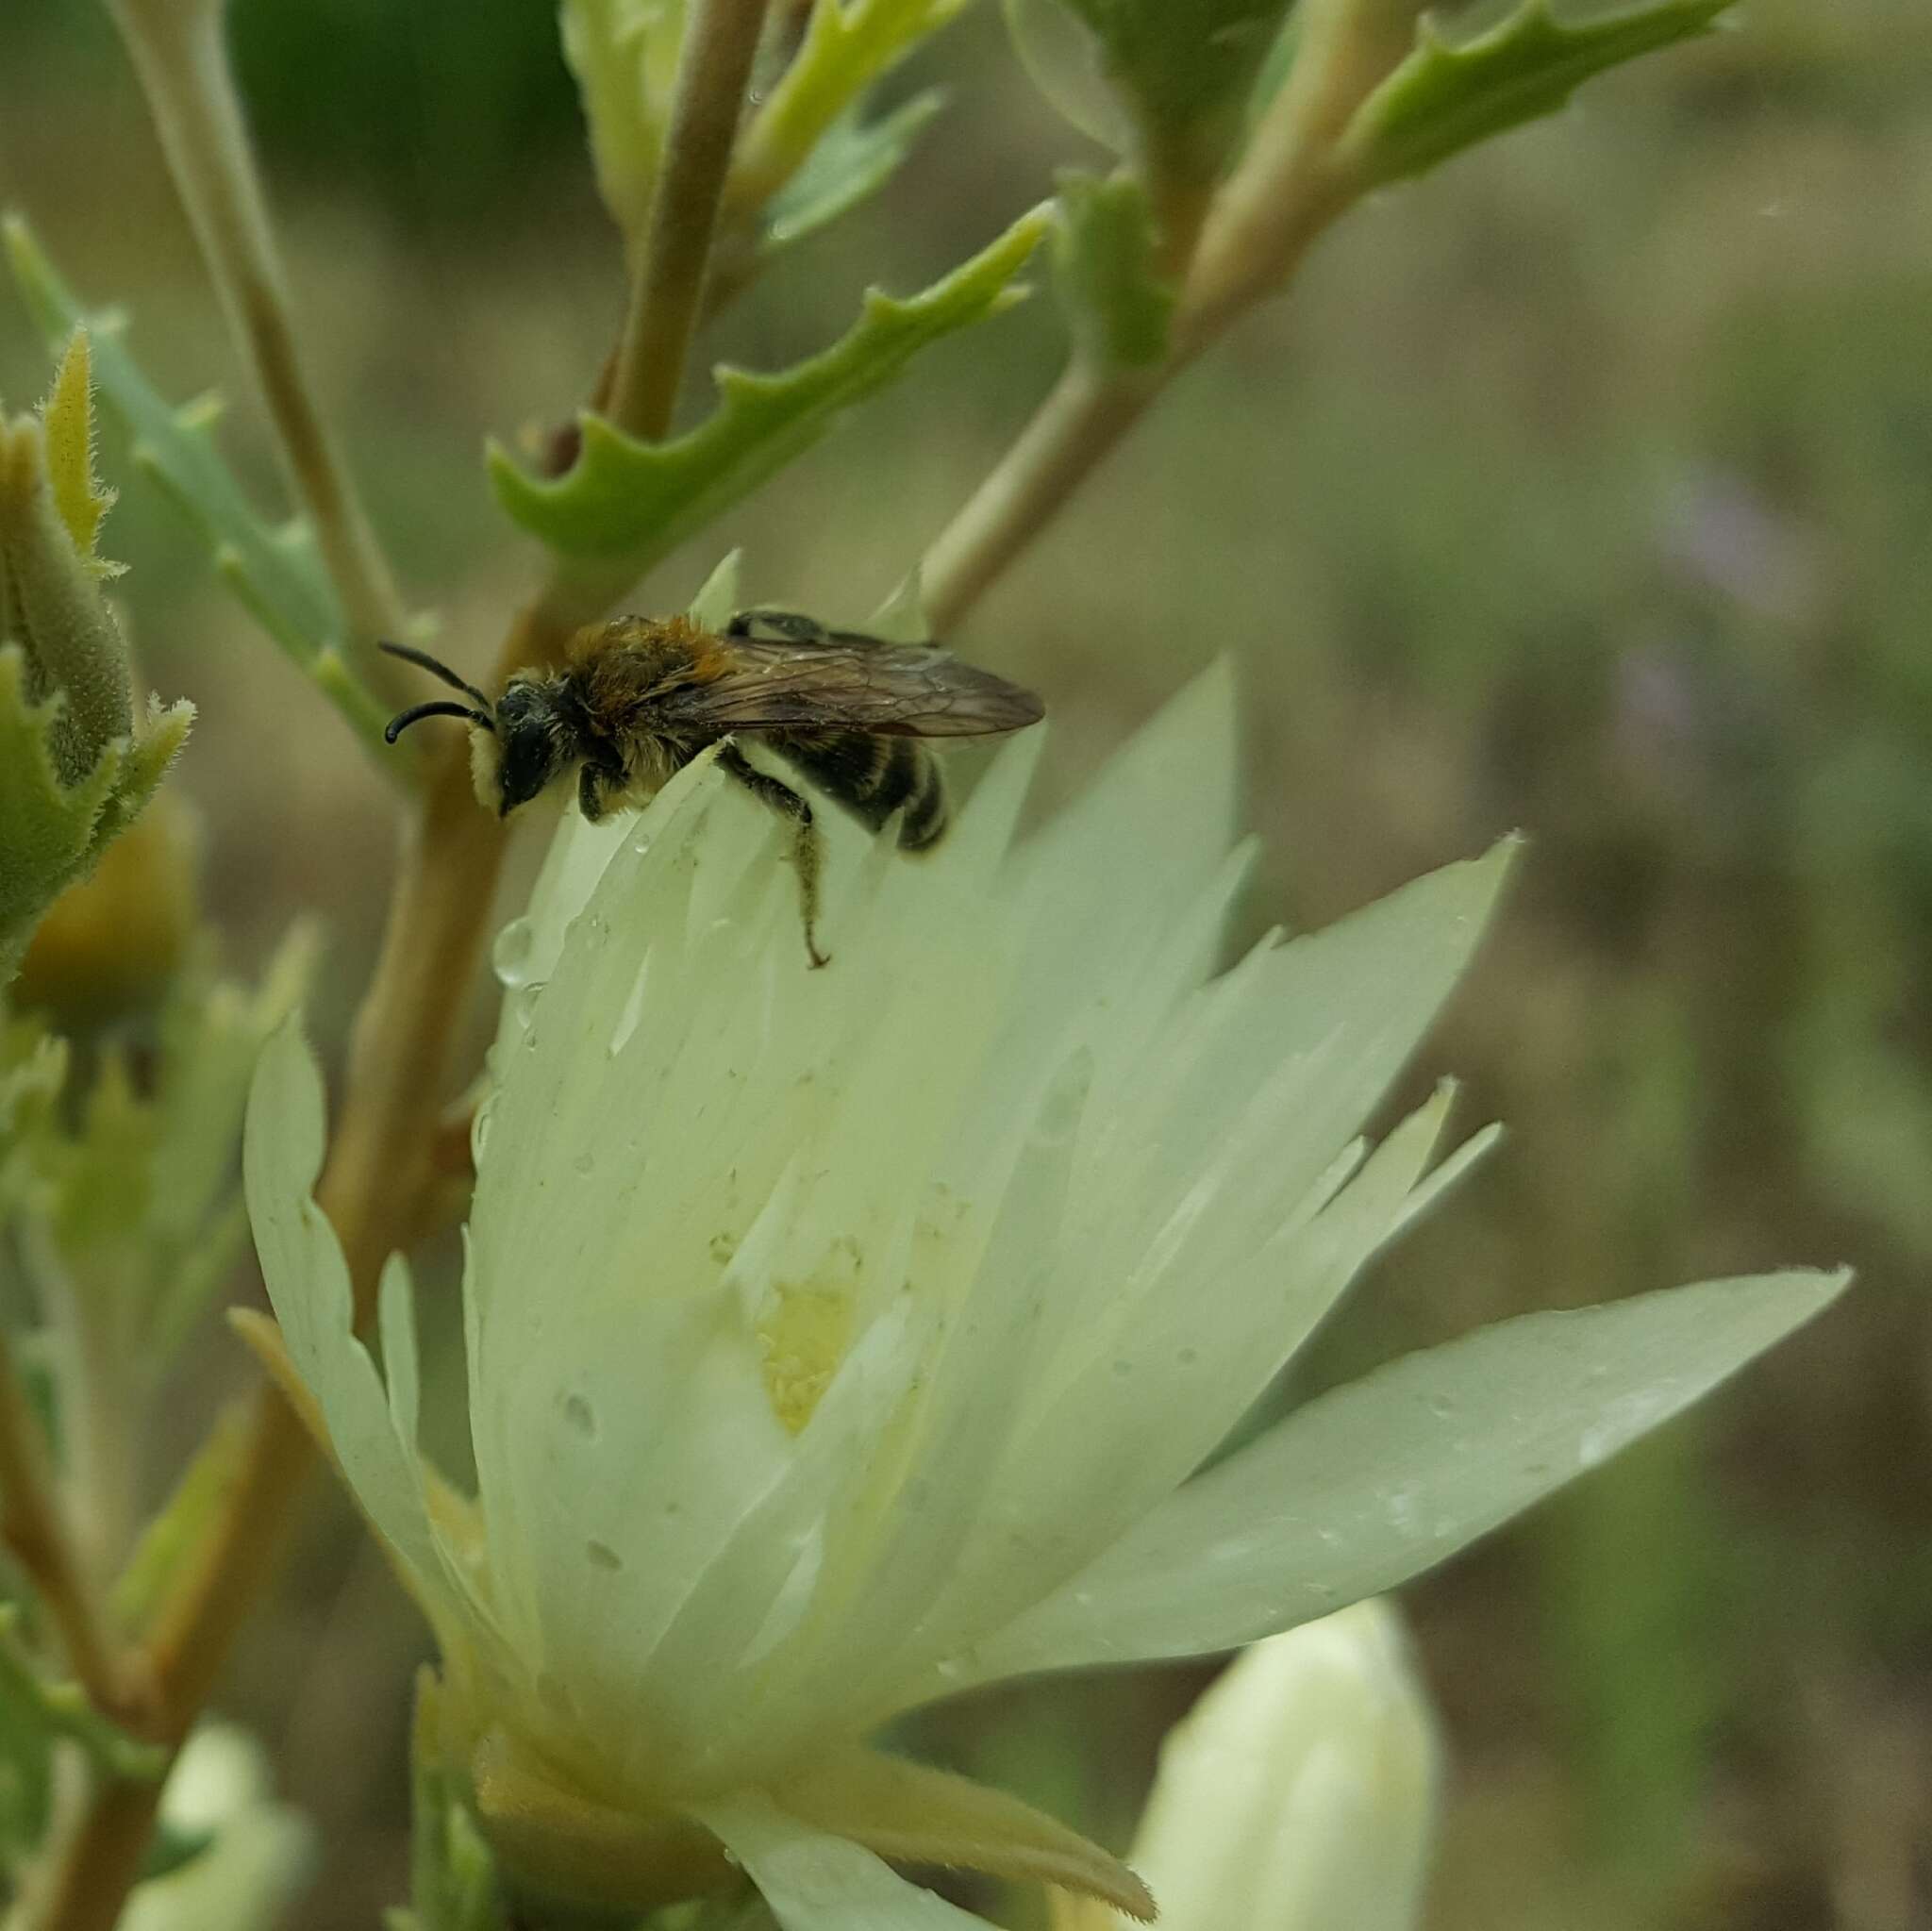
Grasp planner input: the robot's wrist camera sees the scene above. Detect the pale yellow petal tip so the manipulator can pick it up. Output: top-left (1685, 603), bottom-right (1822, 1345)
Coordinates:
top-left (777, 1746), bottom-right (1154, 1921)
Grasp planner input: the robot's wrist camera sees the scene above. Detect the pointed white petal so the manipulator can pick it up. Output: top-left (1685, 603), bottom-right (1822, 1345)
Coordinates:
top-left (242, 1022), bottom-right (444, 1602)
top-left (689, 549), bottom-right (743, 627)
top-left (694, 1792), bottom-right (1002, 1931)
top-left (948, 1270), bottom-right (1850, 1683)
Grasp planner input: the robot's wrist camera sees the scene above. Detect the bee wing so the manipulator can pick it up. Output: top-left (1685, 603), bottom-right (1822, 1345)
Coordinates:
top-left (659, 635), bottom-right (1044, 738)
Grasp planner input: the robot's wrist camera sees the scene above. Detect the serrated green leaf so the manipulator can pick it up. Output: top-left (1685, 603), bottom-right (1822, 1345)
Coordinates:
top-left (1337, 0), bottom-right (1733, 189)
top-left (726, 0), bottom-right (973, 217)
top-left (489, 206), bottom-right (1048, 571)
top-left (1054, 170), bottom-right (1174, 370)
top-left (763, 90), bottom-right (946, 252)
top-left (3, 219), bottom-right (396, 771)
top-left (1014, 0), bottom-right (1294, 180)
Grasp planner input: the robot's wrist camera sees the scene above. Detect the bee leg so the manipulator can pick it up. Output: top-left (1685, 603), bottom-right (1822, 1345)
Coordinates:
top-left (578, 761), bottom-right (611, 824)
top-left (720, 745), bottom-right (827, 968)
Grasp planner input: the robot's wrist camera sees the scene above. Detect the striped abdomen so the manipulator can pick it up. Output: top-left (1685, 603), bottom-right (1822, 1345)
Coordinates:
top-left (771, 732), bottom-right (946, 850)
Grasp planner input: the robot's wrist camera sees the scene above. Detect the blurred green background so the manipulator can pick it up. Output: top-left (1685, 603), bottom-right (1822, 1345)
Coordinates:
top-left (3, 0), bottom-right (1929, 1924)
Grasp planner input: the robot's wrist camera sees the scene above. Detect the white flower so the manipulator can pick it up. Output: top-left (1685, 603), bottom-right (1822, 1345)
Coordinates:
top-left (119, 1724), bottom-right (314, 1931)
top-left (1098, 1602), bottom-right (1438, 1931)
top-left (242, 666), bottom-right (1845, 1928)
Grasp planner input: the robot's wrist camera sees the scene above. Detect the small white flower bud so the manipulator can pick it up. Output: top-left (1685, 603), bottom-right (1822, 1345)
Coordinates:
top-left (1128, 1602), bottom-right (1439, 1931)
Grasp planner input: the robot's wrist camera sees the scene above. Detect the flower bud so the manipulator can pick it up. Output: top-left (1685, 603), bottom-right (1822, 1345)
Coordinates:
top-left (1126, 1602), bottom-right (1439, 1931)
top-left (0, 334), bottom-right (192, 982)
top-left (0, 337), bottom-right (131, 780)
top-left (13, 792), bottom-right (199, 1029)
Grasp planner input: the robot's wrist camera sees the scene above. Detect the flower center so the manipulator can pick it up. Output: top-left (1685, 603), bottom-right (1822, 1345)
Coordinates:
top-left (755, 1239), bottom-right (861, 1434)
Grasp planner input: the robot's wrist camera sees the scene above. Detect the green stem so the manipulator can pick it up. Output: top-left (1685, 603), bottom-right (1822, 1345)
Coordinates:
top-left (102, 0), bottom-right (411, 681)
top-left (920, 0), bottom-right (1425, 633)
top-left (608, 0), bottom-right (775, 442)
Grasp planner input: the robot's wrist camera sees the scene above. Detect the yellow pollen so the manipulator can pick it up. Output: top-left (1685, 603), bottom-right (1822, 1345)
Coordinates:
top-left (756, 1242), bottom-right (860, 1433)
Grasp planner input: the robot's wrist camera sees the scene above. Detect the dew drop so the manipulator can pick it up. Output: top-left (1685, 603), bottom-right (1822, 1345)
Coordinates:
top-left (586, 1540), bottom-right (623, 1572)
top-left (561, 1392), bottom-right (598, 1439)
top-left (512, 982), bottom-right (546, 1031)
top-left (492, 917), bottom-right (536, 989)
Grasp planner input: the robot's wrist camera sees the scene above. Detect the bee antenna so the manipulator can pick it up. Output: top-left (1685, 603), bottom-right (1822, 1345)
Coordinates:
top-left (385, 701), bottom-right (496, 744)
top-left (379, 640), bottom-right (495, 714)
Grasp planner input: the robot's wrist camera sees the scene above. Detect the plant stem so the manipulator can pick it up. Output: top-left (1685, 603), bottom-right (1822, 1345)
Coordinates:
top-left (922, 363), bottom-right (1157, 636)
top-left (608, 0), bottom-right (774, 442)
top-left (921, 0), bottom-right (1420, 633)
top-left (40, 0), bottom-right (778, 1910)
top-left (0, 1331), bottom-right (142, 1735)
top-left (103, 0), bottom-right (410, 672)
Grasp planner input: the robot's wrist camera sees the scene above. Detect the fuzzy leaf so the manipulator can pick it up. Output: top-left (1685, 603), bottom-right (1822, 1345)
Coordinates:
top-left (1054, 171), bottom-right (1174, 370)
top-left (727, 0), bottom-right (973, 216)
top-left (1337, 0), bottom-right (1733, 189)
top-left (1011, 0), bottom-right (1294, 178)
top-left (0, 647), bottom-right (123, 979)
top-left (763, 91), bottom-right (946, 252)
top-left (0, 410), bottom-right (132, 776)
top-left (3, 219), bottom-right (395, 767)
top-left (41, 332), bottom-right (123, 579)
top-left (489, 206), bottom-right (1047, 568)
top-left (82, 693), bottom-right (194, 864)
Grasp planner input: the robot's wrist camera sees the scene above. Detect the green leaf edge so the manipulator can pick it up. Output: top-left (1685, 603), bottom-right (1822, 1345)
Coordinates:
top-left (1, 216), bottom-right (398, 772)
top-left (1339, 0), bottom-right (1735, 189)
top-left (488, 204), bottom-right (1051, 567)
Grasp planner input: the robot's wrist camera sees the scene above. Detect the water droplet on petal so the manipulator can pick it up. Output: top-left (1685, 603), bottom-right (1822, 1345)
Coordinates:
top-left (492, 916), bottom-right (536, 989)
top-left (513, 981), bottom-right (546, 1032)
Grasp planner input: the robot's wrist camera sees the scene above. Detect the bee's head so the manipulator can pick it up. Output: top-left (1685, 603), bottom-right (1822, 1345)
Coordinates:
top-left (381, 644), bottom-right (572, 818)
top-left (488, 681), bottom-right (571, 816)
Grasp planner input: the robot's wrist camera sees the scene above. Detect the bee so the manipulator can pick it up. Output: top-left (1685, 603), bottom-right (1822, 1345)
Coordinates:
top-left (381, 609), bottom-right (1043, 967)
